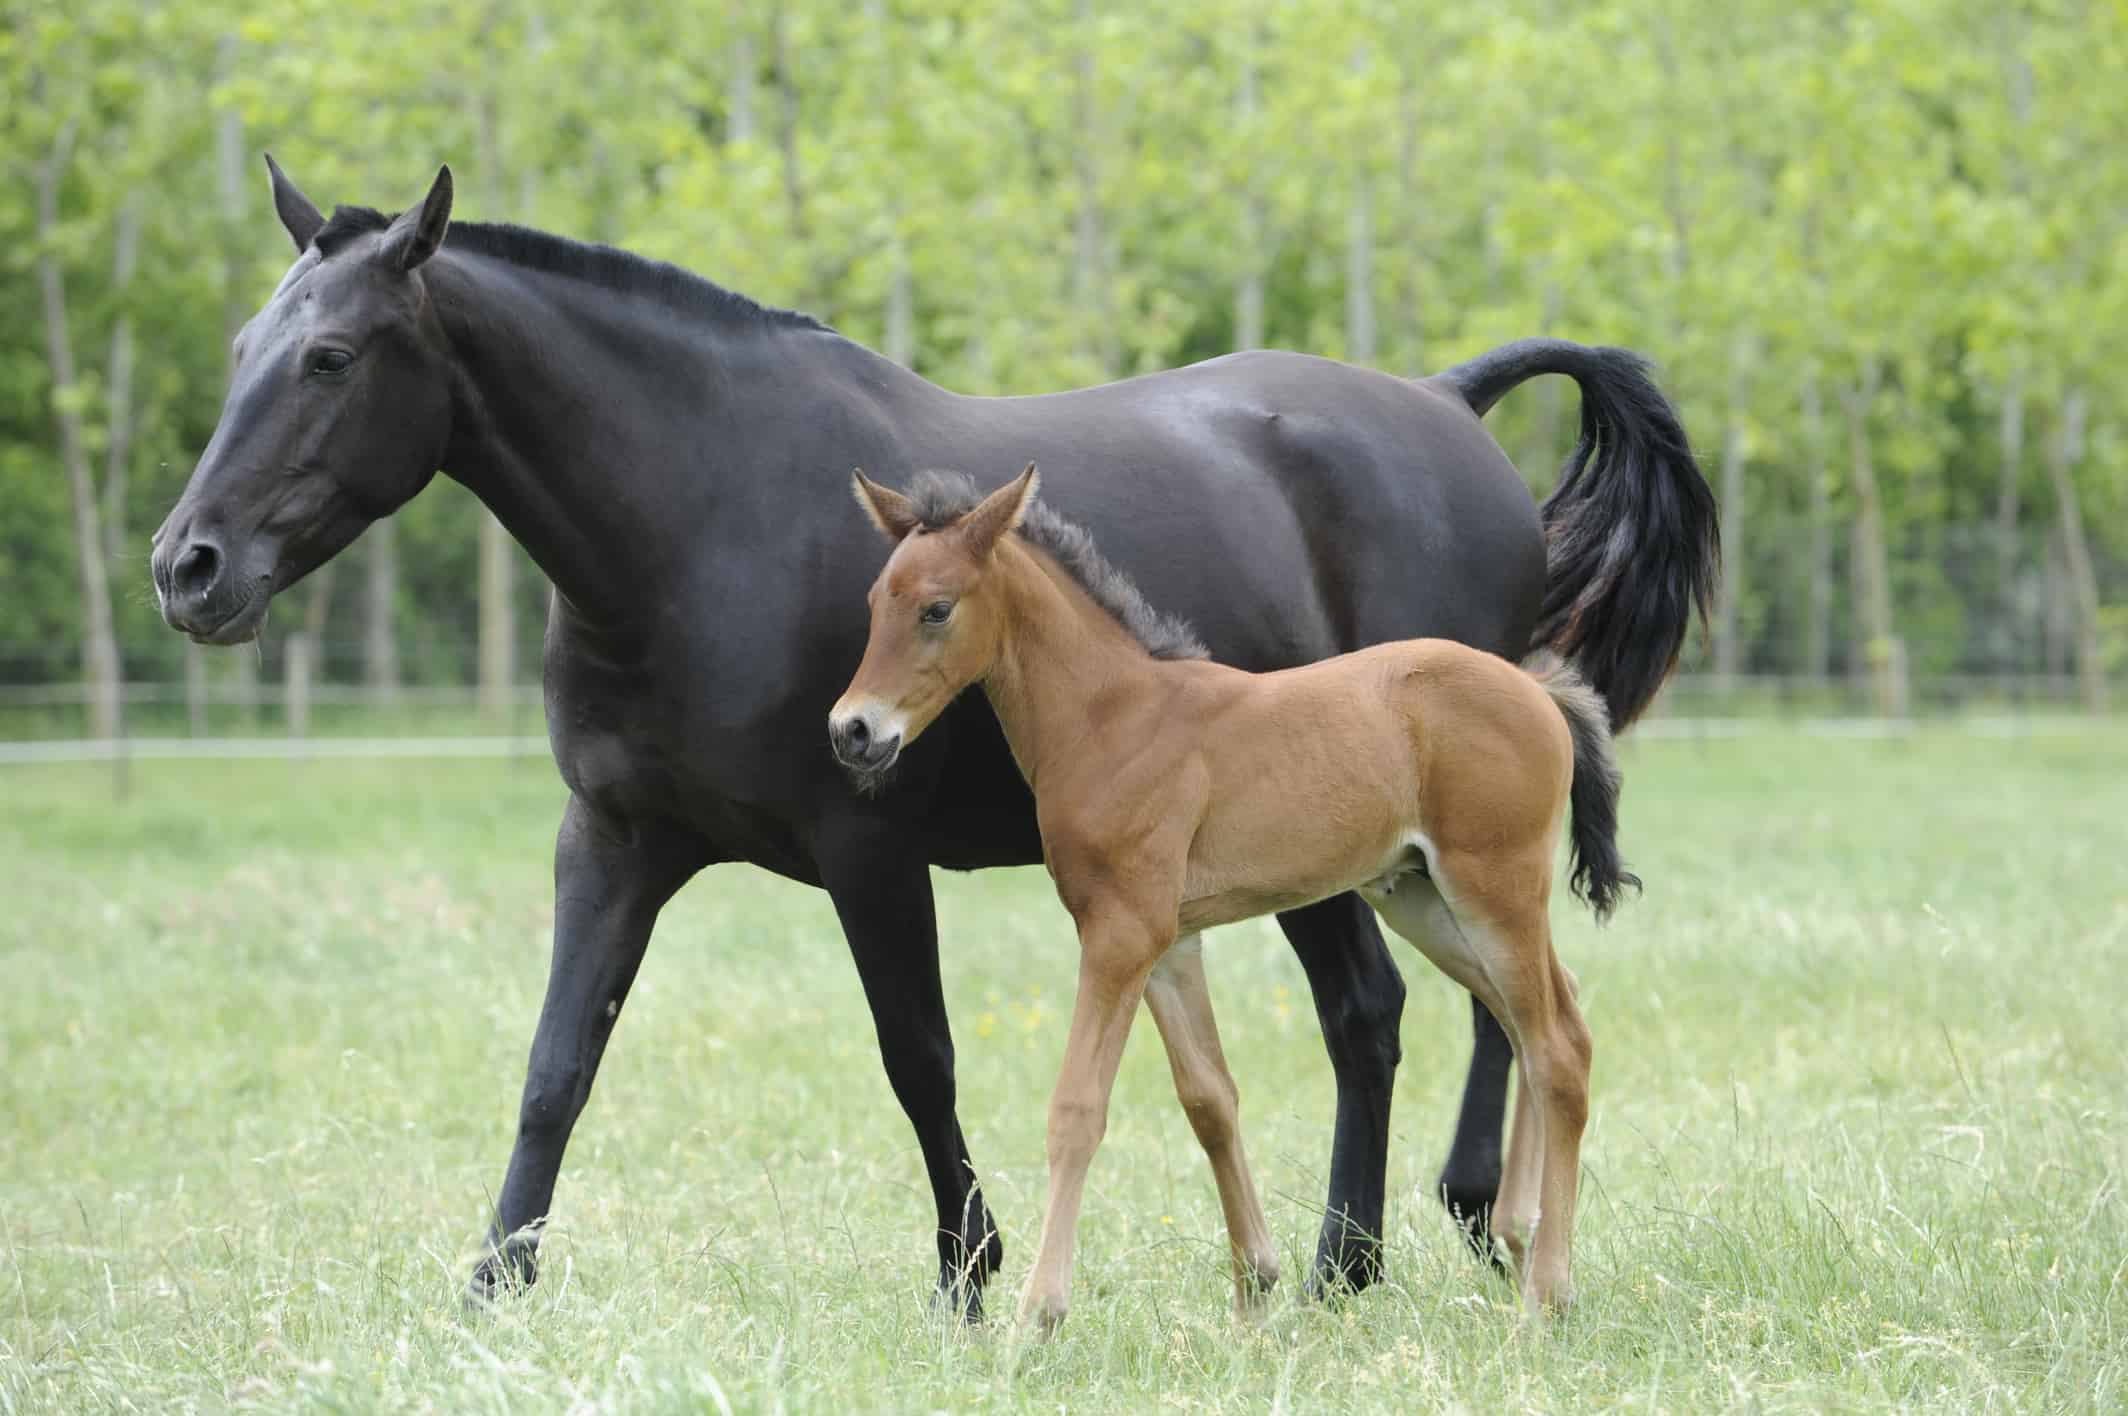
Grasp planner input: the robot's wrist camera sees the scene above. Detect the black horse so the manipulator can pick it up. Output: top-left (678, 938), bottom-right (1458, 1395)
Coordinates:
top-left (151, 162), bottom-right (1715, 1317)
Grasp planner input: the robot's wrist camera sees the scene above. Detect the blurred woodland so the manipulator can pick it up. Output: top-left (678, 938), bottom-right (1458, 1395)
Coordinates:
top-left (3, 0), bottom-right (2123, 738)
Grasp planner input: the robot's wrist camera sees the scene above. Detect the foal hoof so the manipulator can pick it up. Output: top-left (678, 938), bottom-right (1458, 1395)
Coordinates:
top-left (1018, 1293), bottom-right (1069, 1339)
top-left (1233, 1262), bottom-right (1281, 1322)
top-left (1521, 1282), bottom-right (1576, 1324)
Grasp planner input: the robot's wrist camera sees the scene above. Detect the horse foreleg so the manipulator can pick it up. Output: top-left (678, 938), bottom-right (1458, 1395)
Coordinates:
top-left (816, 814), bottom-right (1003, 1322)
top-left (1142, 934), bottom-right (1280, 1316)
top-left (469, 796), bottom-right (703, 1304)
top-left (1020, 910), bottom-right (1163, 1335)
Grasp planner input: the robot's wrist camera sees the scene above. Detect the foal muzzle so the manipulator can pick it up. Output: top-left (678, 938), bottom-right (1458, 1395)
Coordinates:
top-left (828, 710), bottom-right (903, 777)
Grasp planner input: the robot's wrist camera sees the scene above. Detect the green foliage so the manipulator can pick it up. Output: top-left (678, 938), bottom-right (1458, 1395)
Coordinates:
top-left (1, 0), bottom-right (2122, 686)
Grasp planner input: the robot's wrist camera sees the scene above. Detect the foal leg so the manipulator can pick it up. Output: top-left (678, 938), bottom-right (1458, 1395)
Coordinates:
top-left (469, 797), bottom-right (704, 1302)
top-left (1141, 934), bottom-right (1280, 1315)
top-left (1440, 998), bottom-right (1514, 1269)
top-left (1497, 935), bottom-right (1590, 1314)
top-left (1364, 869), bottom-right (1587, 1311)
top-left (1020, 913), bottom-right (1164, 1335)
top-left (1493, 1063), bottom-right (1544, 1275)
top-left (1424, 858), bottom-right (1592, 1317)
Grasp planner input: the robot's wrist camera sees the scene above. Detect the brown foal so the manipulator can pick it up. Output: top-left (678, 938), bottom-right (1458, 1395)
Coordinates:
top-left (829, 464), bottom-right (1634, 1331)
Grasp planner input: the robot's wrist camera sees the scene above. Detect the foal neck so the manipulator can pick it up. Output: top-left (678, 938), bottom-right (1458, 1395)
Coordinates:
top-left (981, 538), bottom-right (1171, 788)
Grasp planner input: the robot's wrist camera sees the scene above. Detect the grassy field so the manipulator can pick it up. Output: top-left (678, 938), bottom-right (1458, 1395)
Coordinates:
top-left (3, 727), bottom-right (2124, 1412)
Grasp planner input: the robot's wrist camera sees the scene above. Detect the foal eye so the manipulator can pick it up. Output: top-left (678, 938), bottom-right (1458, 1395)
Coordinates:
top-left (919, 600), bottom-right (954, 626)
top-left (309, 349), bottom-right (353, 376)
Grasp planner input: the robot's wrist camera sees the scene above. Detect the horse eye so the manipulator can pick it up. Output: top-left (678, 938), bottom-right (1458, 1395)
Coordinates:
top-left (920, 600), bottom-right (954, 626)
top-left (310, 349), bottom-right (353, 375)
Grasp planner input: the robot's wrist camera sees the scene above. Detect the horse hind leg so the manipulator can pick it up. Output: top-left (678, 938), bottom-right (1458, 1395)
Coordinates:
top-left (1142, 934), bottom-right (1280, 1316)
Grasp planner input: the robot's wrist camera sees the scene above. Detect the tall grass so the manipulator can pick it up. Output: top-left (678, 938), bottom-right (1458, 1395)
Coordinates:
top-left (2, 728), bottom-right (2122, 1411)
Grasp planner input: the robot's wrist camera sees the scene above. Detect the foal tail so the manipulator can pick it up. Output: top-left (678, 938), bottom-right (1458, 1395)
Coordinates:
top-left (1437, 339), bottom-right (1720, 731)
top-left (1523, 651), bottom-right (1639, 922)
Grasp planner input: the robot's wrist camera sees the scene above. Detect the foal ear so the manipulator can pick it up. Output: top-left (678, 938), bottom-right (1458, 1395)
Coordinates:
top-left (381, 164), bottom-right (454, 272)
top-left (959, 462), bottom-right (1040, 558)
top-left (263, 153), bottom-right (324, 253)
top-left (851, 470), bottom-right (922, 541)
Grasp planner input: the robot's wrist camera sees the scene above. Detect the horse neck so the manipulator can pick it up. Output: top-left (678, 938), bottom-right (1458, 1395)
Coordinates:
top-left (981, 539), bottom-right (1168, 790)
top-left (426, 250), bottom-right (859, 632)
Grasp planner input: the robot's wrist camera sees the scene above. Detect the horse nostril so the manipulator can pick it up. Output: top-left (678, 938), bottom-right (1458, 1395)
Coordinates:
top-left (845, 717), bottom-right (870, 753)
top-left (172, 541), bottom-right (222, 599)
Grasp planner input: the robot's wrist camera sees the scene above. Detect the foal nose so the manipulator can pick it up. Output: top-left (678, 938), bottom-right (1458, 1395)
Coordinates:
top-left (828, 711), bottom-right (901, 772)
top-left (841, 715), bottom-right (871, 755)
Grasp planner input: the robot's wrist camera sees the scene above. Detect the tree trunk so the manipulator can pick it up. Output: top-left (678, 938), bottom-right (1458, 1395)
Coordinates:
top-left (728, 28), bottom-right (756, 143)
top-left (2046, 389), bottom-right (2105, 711)
top-left (885, 241), bottom-right (915, 366)
top-left (1841, 364), bottom-right (1905, 716)
top-left (773, 6), bottom-right (807, 242)
top-left (2040, 526), bottom-right (2068, 690)
top-left (474, 82), bottom-right (520, 723)
top-left (185, 641), bottom-right (208, 736)
top-left (1801, 366), bottom-right (1832, 683)
top-left (1344, 48), bottom-right (1375, 367)
top-left (286, 563), bottom-right (336, 739)
top-left (215, 34), bottom-right (252, 725)
top-left (35, 117), bottom-right (123, 743)
top-left (364, 520), bottom-right (400, 702)
top-left (1993, 366), bottom-right (2025, 676)
top-left (1071, 0), bottom-right (1118, 373)
top-left (1396, 58), bottom-right (1423, 372)
top-left (1712, 332), bottom-right (1755, 687)
top-left (103, 198), bottom-right (140, 568)
top-left (1233, 35), bottom-right (1264, 351)
top-left (1527, 279), bottom-right (1564, 476)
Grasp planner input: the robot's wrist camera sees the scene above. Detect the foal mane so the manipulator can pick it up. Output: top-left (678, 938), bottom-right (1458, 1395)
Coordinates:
top-left (310, 205), bottom-right (830, 332)
top-left (904, 471), bottom-right (1208, 662)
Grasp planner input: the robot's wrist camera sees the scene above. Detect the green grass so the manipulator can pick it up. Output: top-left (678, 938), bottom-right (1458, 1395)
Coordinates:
top-left (3, 728), bottom-right (2124, 1412)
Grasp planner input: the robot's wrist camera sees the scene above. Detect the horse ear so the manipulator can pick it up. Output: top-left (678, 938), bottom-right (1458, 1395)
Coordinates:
top-left (264, 153), bottom-right (323, 253)
top-left (959, 462), bottom-right (1040, 558)
top-left (381, 164), bottom-right (454, 272)
top-left (851, 470), bottom-right (921, 541)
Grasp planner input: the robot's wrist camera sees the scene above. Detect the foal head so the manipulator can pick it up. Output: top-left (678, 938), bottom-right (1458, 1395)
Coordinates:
top-left (828, 463), bottom-right (1040, 784)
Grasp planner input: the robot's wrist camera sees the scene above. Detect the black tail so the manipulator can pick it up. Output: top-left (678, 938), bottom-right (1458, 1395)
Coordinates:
top-left (1524, 652), bottom-right (1639, 922)
top-left (1438, 338), bottom-right (1719, 731)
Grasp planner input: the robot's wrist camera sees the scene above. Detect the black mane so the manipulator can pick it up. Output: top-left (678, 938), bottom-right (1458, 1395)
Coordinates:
top-left (309, 203), bottom-right (829, 332)
top-left (901, 470), bottom-right (1208, 662)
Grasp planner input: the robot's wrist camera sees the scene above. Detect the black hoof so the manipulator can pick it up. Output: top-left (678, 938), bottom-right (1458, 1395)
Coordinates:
top-left (1438, 1181), bottom-right (1506, 1275)
top-left (932, 1274), bottom-right (987, 1325)
top-left (1305, 1211), bottom-right (1384, 1301)
top-left (932, 1214), bottom-right (1004, 1324)
top-left (465, 1235), bottom-right (540, 1310)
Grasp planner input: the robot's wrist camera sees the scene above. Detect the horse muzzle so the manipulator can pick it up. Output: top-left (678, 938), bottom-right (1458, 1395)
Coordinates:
top-left (151, 527), bottom-right (269, 644)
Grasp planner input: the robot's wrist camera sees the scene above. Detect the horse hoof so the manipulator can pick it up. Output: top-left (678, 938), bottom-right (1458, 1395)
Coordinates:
top-left (1437, 1181), bottom-right (1507, 1276)
top-left (464, 1240), bottom-right (539, 1311)
top-left (1304, 1224), bottom-right (1382, 1301)
top-left (931, 1275), bottom-right (987, 1325)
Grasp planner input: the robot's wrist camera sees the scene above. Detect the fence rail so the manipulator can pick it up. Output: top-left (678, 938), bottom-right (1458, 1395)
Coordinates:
top-left (0, 669), bottom-right (2116, 775)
